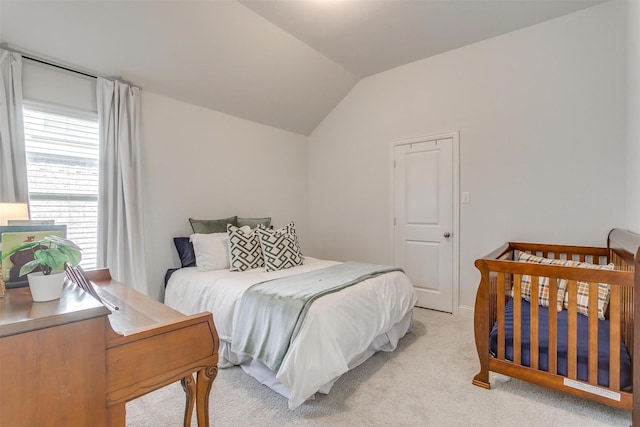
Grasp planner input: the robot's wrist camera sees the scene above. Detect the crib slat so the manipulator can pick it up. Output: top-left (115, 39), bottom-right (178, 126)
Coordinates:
top-left (530, 275), bottom-right (539, 369)
top-left (497, 273), bottom-right (505, 360)
top-left (609, 285), bottom-right (621, 390)
top-left (567, 280), bottom-right (578, 379)
top-left (623, 284), bottom-right (633, 360)
top-left (514, 275), bottom-right (522, 365)
top-left (588, 281), bottom-right (598, 385)
top-left (548, 278), bottom-right (558, 375)
top-left (579, 254), bottom-right (586, 263)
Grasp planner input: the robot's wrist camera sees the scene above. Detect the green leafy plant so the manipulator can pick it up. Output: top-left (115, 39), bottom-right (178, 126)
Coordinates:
top-left (1, 235), bottom-right (82, 276)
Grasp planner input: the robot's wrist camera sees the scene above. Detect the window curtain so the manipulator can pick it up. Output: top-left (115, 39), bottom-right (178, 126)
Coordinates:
top-left (96, 77), bottom-right (148, 294)
top-left (0, 49), bottom-right (29, 203)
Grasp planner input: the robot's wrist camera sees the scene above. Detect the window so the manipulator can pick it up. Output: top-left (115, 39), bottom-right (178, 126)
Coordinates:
top-left (23, 103), bottom-right (100, 269)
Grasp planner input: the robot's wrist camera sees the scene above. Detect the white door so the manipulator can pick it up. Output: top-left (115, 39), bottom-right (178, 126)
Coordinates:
top-left (394, 137), bottom-right (454, 312)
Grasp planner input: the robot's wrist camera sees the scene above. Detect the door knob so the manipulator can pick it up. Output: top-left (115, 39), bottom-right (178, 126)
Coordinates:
top-left (444, 232), bottom-right (451, 238)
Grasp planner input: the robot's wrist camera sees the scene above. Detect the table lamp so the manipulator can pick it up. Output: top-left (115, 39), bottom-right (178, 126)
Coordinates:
top-left (0, 202), bottom-right (29, 225)
top-left (0, 202), bottom-right (29, 297)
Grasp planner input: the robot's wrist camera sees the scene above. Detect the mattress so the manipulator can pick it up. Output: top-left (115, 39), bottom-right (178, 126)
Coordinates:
top-left (489, 298), bottom-right (632, 388)
top-left (164, 257), bottom-right (417, 409)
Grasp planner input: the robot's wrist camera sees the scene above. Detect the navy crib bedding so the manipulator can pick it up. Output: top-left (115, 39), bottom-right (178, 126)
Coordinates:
top-left (489, 298), bottom-right (632, 389)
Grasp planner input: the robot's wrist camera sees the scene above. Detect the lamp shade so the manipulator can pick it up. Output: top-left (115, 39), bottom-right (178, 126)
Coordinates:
top-left (0, 203), bottom-right (30, 226)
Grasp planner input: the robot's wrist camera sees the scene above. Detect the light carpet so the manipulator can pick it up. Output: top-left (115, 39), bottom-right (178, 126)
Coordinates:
top-left (126, 308), bottom-right (631, 426)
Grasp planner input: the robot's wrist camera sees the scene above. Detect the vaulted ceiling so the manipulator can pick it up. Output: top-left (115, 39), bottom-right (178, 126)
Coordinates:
top-left (0, 0), bottom-right (604, 135)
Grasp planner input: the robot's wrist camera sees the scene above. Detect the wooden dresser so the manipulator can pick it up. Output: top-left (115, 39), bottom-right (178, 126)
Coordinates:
top-left (0, 270), bottom-right (219, 426)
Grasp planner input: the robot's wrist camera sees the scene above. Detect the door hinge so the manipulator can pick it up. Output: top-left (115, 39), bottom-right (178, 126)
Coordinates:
top-left (393, 160), bottom-right (396, 168)
top-left (394, 217), bottom-right (397, 226)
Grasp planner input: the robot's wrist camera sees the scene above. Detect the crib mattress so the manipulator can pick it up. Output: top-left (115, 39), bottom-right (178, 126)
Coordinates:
top-left (489, 298), bottom-right (632, 388)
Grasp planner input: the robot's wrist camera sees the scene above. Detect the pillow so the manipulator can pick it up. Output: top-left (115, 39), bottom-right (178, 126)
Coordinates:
top-left (513, 252), bottom-right (572, 311)
top-left (173, 237), bottom-right (196, 268)
top-left (189, 216), bottom-right (238, 234)
top-left (256, 222), bottom-right (304, 272)
top-left (227, 224), bottom-right (264, 271)
top-left (190, 229), bottom-right (246, 271)
top-left (237, 217), bottom-right (271, 229)
top-left (563, 261), bottom-right (614, 320)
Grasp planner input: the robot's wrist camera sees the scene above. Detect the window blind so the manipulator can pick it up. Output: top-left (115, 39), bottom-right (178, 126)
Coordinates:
top-left (23, 104), bottom-right (99, 269)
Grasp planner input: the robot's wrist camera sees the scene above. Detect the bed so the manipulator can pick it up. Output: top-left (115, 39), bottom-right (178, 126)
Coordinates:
top-left (472, 228), bottom-right (640, 422)
top-left (164, 256), bottom-right (416, 409)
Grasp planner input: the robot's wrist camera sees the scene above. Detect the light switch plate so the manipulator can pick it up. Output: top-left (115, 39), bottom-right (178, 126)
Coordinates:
top-left (462, 192), bottom-right (470, 204)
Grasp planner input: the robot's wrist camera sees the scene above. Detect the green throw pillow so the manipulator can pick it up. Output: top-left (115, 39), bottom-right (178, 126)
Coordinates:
top-left (189, 216), bottom-right (238, 234)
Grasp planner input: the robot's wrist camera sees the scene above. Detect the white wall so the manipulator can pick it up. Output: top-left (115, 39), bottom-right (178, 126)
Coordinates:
top-left (141, 92), bottom-right (308, 300)
top-left (307, 1), bottom-right (627, 311)
top-left (627, 0), bottom-right (640, 233)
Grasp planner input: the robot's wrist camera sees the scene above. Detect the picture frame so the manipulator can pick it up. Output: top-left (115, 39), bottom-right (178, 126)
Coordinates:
top-left (7, 219), bottom-right (55, 226)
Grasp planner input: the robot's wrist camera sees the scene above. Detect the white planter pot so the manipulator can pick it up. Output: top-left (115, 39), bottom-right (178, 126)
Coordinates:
top-left (28, 271), bottom-right (65, 302)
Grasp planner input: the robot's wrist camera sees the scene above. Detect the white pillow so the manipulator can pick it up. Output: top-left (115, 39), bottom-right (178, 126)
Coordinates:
top-left (191, 226), bottom-right (250, 271)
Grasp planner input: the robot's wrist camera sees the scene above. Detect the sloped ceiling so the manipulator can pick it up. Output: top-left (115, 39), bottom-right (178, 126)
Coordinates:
top-left (0, 0), bottom-right (603, 135)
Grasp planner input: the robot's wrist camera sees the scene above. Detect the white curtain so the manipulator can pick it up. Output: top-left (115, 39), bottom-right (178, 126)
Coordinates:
top-left (97, 77), bottom-right (148, 294)
top-left (0, 49), bottom-right (29, 203)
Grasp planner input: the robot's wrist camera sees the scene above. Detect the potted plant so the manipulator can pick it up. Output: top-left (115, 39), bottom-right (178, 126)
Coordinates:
top-left (1, 235), bottom-right (82, 302)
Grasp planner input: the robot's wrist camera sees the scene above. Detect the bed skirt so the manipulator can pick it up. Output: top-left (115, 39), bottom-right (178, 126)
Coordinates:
top-left (218, 308), bottom-right (414, 407)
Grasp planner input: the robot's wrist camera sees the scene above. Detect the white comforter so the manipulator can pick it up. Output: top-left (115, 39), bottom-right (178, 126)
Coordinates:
top-left (164, 257), bottom-right (416, 409)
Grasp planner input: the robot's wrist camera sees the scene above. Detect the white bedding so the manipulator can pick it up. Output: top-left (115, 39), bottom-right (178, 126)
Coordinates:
top-left (164, 257), bottom-right (417, 409)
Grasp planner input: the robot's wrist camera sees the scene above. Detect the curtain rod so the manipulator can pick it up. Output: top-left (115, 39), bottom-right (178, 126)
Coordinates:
top-left (22, 55), bottom-right (97, 80)
top-left (1, 43), bottom-right (138, 87)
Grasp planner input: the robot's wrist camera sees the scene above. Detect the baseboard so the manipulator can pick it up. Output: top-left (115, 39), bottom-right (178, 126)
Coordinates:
top-left (458, 305), bottom-right (474, 318)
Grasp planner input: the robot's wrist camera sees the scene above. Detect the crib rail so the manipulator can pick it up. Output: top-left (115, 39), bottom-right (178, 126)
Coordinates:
top-left (509, 242), bottom-right (609, 264)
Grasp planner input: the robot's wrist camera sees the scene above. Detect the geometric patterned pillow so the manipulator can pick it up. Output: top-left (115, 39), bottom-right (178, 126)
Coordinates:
top-left (227, 224), bottom-right (264, 272)
top-left (255, 222), bottom-right (304, 272)
top-left (562, 261), bottom-right (614, 320)
top-left (513, 251), bottom-right (572, 311)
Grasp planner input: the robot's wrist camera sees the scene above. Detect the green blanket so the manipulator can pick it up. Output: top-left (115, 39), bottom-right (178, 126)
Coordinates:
top-left (230, 262), bottom-right (402, 371)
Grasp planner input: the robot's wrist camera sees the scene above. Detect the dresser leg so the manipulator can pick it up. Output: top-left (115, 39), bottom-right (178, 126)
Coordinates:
top-left (107, 403), bottom-right (126, 427)
top-left (181, 374), bottom-right (196, 427)
top-left (196, 365), bottom-right (218, 427)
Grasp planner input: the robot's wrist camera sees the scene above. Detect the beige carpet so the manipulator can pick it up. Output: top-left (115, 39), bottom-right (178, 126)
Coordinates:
top-left (126, 308), bottom-right (631, 426)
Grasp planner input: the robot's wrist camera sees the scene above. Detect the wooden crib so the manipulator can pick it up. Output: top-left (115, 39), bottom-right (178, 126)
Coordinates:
top-left (472, 228), bottom-right (640, 423)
